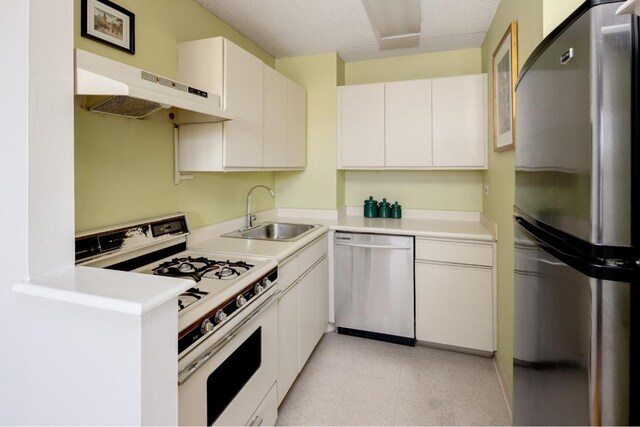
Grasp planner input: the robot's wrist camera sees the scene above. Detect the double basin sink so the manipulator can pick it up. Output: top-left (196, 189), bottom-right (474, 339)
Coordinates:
top-left (223, 222), bottom-right (320, 242)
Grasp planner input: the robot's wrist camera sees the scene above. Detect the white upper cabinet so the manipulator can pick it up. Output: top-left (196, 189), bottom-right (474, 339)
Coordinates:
top-left (223, 39), bottom-right (264, 168)
top-left (338, 83), bottom-right (385, 168)
top-left (385, 79), bottom-right (432, 168)
top-left (263, 64), bottom-right (287, 168)
top-left (432, 74), bottom-right (487, 168)
top-left (177, 37), bottom-right (306, 171)
top-left (337, 74), bottom-right (487, 170)
top-left (286, 80), bottom-right (306, 168)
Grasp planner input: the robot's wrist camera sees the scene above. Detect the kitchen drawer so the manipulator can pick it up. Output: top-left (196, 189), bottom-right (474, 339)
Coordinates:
top-left (247, 383), bottom-right (277, 426)
top-left (277, 257), bottom-right (299, 293)
top-left (415, 238), bottom-right (492, 266)
top-left (298, 235), bottom-right (328, 274)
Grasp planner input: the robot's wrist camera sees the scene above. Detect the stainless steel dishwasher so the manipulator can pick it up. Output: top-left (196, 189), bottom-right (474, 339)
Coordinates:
top-left (334, 231), bottom-right (415, 346)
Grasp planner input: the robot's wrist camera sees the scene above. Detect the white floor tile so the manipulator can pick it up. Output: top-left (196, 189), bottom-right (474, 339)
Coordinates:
top-left (333, 401), bottom-right (396, 426)
top-left (276, 332), bottom-right (511, 427)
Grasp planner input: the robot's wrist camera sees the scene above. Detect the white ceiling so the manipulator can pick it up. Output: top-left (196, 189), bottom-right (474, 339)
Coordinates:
top-left (196, 0), bottom-right (500, 62)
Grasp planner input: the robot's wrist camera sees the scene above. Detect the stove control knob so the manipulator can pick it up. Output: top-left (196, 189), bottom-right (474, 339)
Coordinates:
top-left (261, 278), bottom-right (272, 288)
top-left (201, 319), bottom-right (215, 334)
top-left (214, 310), bottom-right (227, 324)
top-left (254, 283), bottom-right (264, 295)
top-left (236, 295), bottom-right (247, 307)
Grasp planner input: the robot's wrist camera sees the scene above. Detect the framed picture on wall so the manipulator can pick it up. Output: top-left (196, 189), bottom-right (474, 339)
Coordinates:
top-left (81, 0), bottom-right (135, 54)
top-left (492, 21), bottom-right (517, 152)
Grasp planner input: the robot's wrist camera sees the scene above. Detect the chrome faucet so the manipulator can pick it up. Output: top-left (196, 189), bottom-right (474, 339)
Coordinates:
top-left (246, 185), bottom-right (275, 229)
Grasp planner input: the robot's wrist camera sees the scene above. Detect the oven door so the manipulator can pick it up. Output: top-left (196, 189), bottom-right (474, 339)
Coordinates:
top-left (178, 292), bottom-right (278, 426)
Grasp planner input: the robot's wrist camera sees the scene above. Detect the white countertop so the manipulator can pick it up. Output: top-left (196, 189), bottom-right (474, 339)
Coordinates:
top-left (12, 266), bottom-right (192, 315)
top-left (190, 224), bottom-right (330, 262)
top-left (333, 215), bottom-right (494, 241)
top-left (189, 210), bottom-right (495, 261)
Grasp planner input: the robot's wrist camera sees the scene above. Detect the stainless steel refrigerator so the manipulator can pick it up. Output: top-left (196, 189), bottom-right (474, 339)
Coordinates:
top-left (514, 1), bottom-right (638, 425)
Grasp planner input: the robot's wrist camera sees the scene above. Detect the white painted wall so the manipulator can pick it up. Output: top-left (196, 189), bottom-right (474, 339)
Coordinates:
top-left (28, 0), bottom-right (75, 277)
top-left (0, 0), bottom-right (75, 423)
top-left (0, 0), bottom-right (33, 423)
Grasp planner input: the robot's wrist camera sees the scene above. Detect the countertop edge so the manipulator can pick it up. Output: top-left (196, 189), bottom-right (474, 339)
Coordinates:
top-left (329, 224), bottom-right (495, 242)
top-left (12, 266), bottom-right (192, 315)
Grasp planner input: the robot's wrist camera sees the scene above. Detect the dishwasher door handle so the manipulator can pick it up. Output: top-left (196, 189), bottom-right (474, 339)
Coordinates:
top-left (334, 241), bottom-right (412, 250)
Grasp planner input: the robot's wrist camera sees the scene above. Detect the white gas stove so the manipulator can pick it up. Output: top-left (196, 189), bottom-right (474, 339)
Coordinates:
top-left (75, 213), bottom-right (278, 357)
top-left (76, 214), bottom-right (281, 425)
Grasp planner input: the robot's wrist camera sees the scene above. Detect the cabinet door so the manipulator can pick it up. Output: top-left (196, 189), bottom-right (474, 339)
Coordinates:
top-left (415, 262), bottom-right (493, 352)
top-left (277, 283), bottom-right (300, 405)
top-left (432, 74), bottom-right (487, 168)
top-left (338, 84), bottom-right (385, 168)
top-left (385, 80), bottom-right (432, 167)
top-left (263, 65), bottom-right (287, 168)
top-left (299, 257), bottom-right (329, 368)
top-left (223, 40), bottom-right (263, 168)
top-left (286, 80), bottom-right (306, 168)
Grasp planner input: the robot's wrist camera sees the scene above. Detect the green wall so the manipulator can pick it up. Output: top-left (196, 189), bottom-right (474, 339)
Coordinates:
top-left (481, 0), bottom-right (581, 400)
top-left (345, 48), bottom-right (482, 84)
top-left (543, 0), bottom-right (584, 37)
top-left (343, 48), bottom-right (484, 211)
top-left (74, 0), bottom-right (276, 231)
top-left (275, 53), bottom-right (344, 210)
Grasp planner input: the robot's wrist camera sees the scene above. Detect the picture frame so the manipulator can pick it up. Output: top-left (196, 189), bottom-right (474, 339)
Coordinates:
top-left (81, 0), bottom-right (135, 54)
top-left (492, 21), bottom-right (517, 152)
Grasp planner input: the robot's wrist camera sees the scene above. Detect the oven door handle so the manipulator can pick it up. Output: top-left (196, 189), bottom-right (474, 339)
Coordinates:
top-left (178, 290), bottom-right (280, 386)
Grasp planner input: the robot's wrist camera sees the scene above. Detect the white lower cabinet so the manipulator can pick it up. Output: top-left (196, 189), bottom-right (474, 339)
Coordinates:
top-left (299, 257), bottom-right (329, 367)
top-left (276, 235), bottom-right (329, 405)
top-left (277, 279), bottom-right (300, 405)
top-left (414, 238), bottom-right (495, 353)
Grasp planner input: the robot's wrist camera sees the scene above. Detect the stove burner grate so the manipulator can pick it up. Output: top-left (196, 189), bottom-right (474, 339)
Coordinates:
top-left (152, 256), bottom-right (255, 283)
top-left (177, 287), bottom-right (209, 311)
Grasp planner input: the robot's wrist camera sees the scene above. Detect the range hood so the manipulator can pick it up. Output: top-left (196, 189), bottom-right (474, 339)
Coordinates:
top-left (74, 49), bottom-right (233, 123)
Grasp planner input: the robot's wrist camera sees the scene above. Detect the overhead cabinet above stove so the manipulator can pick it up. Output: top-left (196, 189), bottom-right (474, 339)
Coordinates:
top-left (177, 37), bottom-right (307, 171)
top-left (337, 74), bottom-right (487, 170)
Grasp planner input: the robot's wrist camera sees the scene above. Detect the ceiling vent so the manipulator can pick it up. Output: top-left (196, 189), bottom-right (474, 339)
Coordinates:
top-left (362, 0), bottom-right (421, 50)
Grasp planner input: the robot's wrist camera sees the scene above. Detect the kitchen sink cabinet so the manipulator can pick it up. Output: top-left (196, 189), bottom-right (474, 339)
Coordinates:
top-left (337, 83), bottom-right (385, 168)
top-left (276, 235), bottom-right (329, 404)
top-left (337, 74), bottom-right (487, 170)
top-left (177, 37), bottom-right (306, 171)
top-left (277, 270), bottom-right (300, 405)
top-left (414, 238), bottom-right (495, 353)
top-left (299, 257), bottom-right (329, 367)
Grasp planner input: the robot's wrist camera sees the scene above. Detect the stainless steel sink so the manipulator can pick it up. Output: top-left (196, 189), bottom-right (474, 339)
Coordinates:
top-left (222, 222), bottom-right (320, 242)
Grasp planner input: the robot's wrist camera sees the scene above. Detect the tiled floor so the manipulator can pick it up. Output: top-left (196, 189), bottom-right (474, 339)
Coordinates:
top-left (276, 332), bottom-right (511, 426)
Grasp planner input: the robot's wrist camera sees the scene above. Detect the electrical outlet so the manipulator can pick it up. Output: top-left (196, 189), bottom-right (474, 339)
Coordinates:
top-left (484, 185), bottom-right (490, 195)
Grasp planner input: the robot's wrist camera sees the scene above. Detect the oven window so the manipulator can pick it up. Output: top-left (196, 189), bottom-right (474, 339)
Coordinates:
top-left (207, 327), bottom-right (262, 426)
